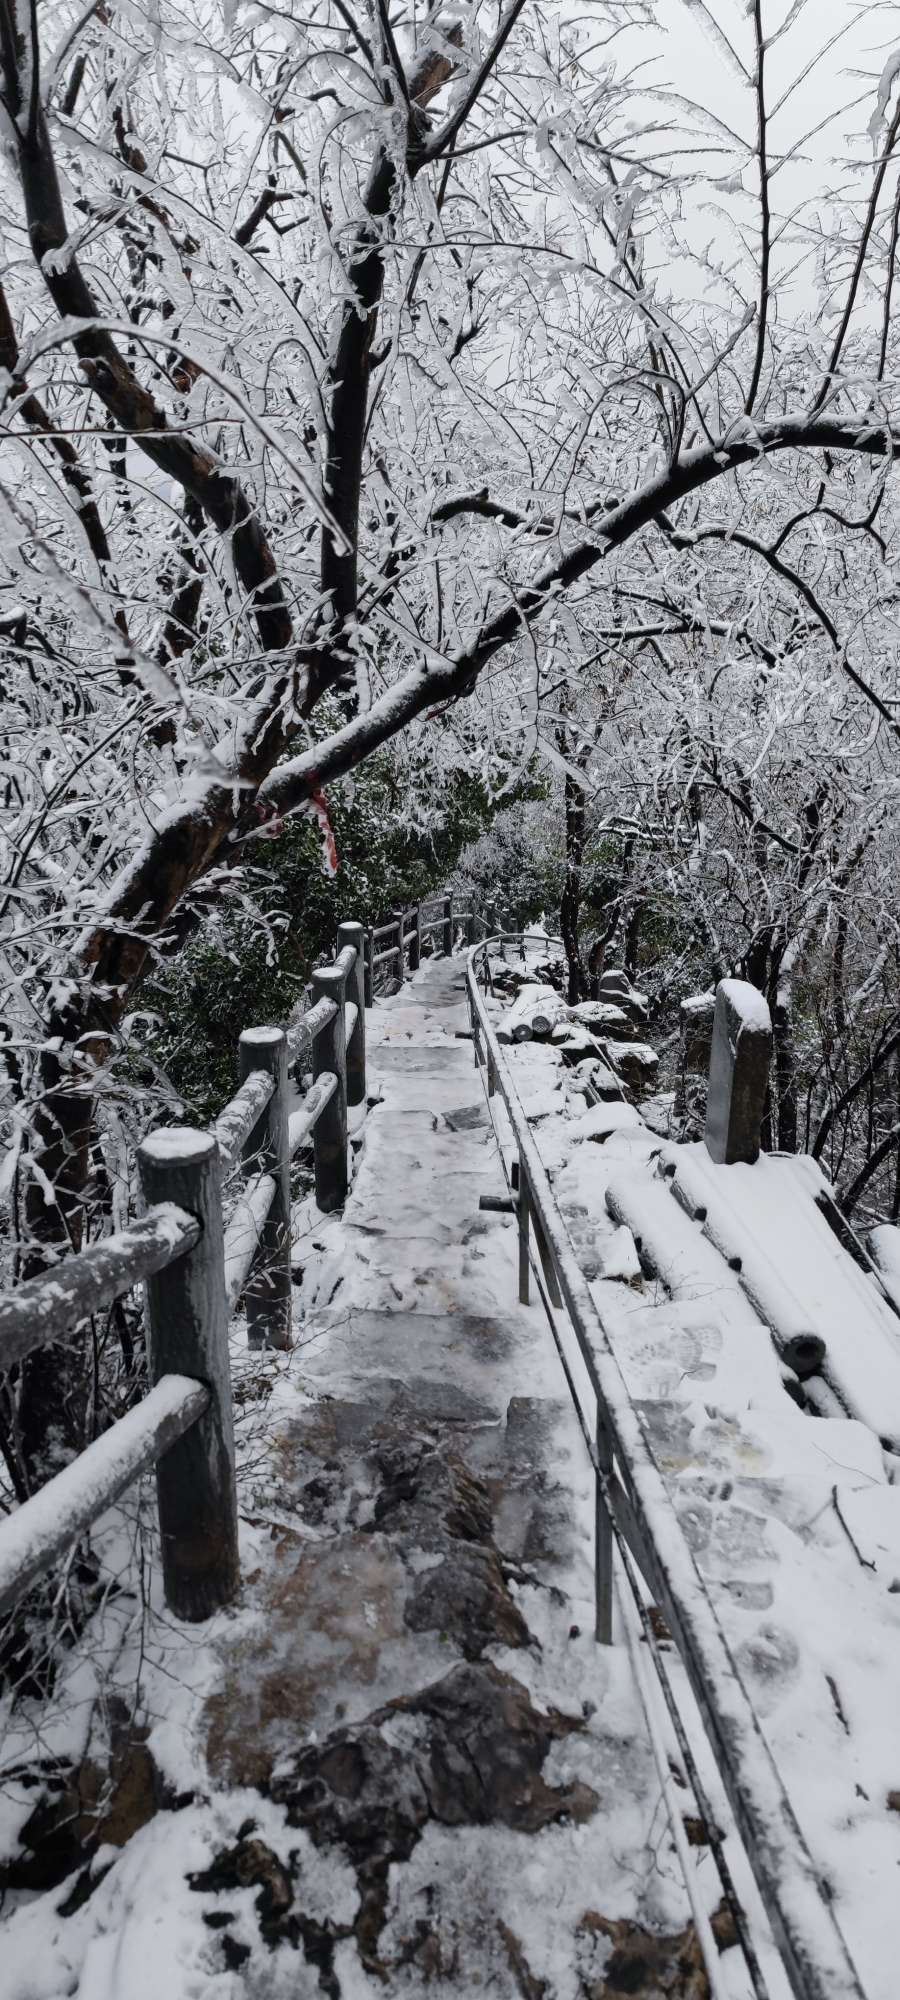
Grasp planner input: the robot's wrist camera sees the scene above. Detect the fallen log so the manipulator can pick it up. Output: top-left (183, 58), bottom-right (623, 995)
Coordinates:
top-left (506, 984), bottom-right (569, 1042)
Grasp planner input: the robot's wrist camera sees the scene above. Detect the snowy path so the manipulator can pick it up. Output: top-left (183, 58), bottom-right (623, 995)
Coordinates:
top-left (4, 954), bottom-right (733, 2000)
top-left (197, 954), bottom-right (739, 1995)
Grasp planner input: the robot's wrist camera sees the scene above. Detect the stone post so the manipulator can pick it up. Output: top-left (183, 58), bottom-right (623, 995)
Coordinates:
top-left (704, 979), bottom-right (772, 1166)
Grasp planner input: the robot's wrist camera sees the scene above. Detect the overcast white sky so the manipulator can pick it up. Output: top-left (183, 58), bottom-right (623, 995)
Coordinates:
top-left (638, 1), bottom-right (892, 189)
top-left (603, 0), bottom-right (898, 311)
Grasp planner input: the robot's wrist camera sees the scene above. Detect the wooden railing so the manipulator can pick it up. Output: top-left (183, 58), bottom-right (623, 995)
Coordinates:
top-left (364, 891), bottom-right (477, 999)
top-left (466, 933), bottom-right (864, 2000)
top-left (0, 900), bottom-right (470, 1630)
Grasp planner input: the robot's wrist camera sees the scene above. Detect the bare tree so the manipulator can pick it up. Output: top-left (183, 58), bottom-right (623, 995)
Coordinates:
top-left (2, 0), bottom-right (900, 1402)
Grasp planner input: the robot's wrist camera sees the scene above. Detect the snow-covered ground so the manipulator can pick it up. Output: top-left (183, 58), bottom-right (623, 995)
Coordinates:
top-left (478, 950), bottom-right (900, 2000)
top-left (0, 952), bottom-right (744, 2000)
top-left (3, 946), bottom-right (899, 1998)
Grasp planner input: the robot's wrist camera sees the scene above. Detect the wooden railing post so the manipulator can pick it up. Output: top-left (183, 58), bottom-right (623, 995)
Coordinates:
top-left (364, 927), bottom-right (374, 1007)
top-left (443, 892), bottom-right (453, 956)
top-left (595, 1413), bottom-right (614, 1644)
top-left (337, 920), bottom-right (366, 1112)
top-left (487, 899), bottom-right (497, 935)
top-left (312, 965), bottom-right (348, 1210)
top-left (409, 901), bottom-right (422, 972)
top-left (137, 1128), bottom-right (239, 1621)
top-left (391, 908), bottom-right (406, 985)
top-left (238, 1026), bottom-right (291, 1352)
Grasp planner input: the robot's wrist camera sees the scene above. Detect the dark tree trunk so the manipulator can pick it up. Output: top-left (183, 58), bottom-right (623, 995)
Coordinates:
top-left (832, 910), bottom-right (848, 1041)
top-left (623, 900), bottom-right (643, 984)
top-left (316, 34), bottom-right (461, 697)
top-left (560, 769), bottom-right (586, 1004)
top-left (742, 925), bottom-right (773, 993)
top-left (840, 1118), bottom-right (900, 1219)
top-left (892, 1057), bottom-right (900, 1221)
top-left (773, 987), bottom-right (798, 1152)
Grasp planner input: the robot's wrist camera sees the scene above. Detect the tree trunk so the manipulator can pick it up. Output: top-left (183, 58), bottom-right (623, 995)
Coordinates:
top-left (891, 1058), bottom-right (900, 1222)
top-left (623, 900), bottom-right (643, 984)
top-left (772, 985), bottom-right (798, 1152)
top-left (560, 767), bottom-right (586, 1004)
top-left (832, 910), bottom-right (848, 1041)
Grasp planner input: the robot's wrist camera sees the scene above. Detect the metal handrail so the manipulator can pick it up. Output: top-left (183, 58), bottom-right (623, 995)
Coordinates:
top-left (465, 936), bottom-right (865, 2000)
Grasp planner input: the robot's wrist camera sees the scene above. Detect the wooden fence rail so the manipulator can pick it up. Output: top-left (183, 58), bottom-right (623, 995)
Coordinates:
top-left (0, 890), bottom-right (478, 1629)
top-left (363, 894), bottom-right (477, 992)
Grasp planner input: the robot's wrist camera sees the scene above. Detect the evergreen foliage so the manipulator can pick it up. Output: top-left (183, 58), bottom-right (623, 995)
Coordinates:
top-left (146, 758), bottom-right (515, 1121)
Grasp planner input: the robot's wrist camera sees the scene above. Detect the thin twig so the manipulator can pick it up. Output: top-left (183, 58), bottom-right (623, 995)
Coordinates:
top-left (831, 1484), bottom-right (876, 1570)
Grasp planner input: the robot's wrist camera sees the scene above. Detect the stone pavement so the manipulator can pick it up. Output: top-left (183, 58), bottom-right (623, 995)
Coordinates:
top-left (199, 955), bottom-right (724, 1997)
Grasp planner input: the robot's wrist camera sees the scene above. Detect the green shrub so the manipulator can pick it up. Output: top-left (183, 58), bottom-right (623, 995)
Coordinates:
top-left (143, 756), bottom-right (511, 1121)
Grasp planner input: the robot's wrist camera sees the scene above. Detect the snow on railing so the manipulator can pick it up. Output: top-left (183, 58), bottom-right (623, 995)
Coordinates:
top-left (0, 915), bottom-right (383, 1627)
top-left (0, 893), bottom-right (480, 1630)
top-left (363, 891), bottom-right (477, 999)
